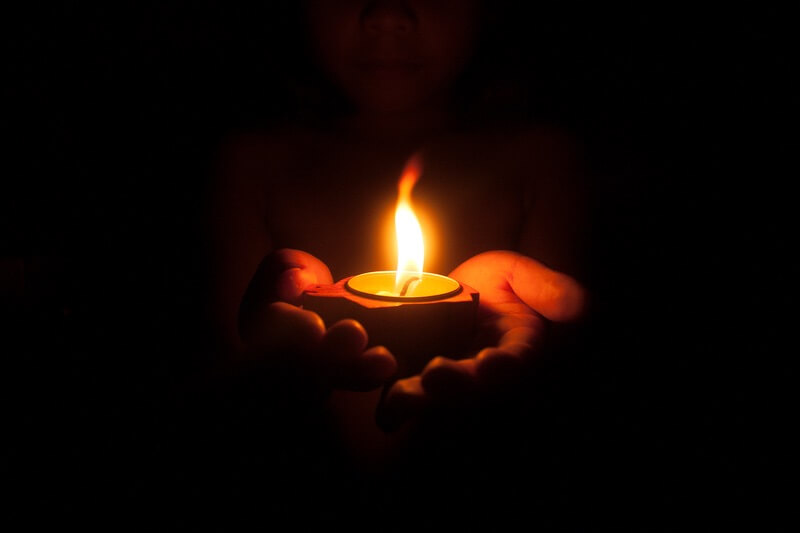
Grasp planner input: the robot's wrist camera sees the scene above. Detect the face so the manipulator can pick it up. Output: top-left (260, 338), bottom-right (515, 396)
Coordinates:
top-left (305, 0), bottom-right (482, 113)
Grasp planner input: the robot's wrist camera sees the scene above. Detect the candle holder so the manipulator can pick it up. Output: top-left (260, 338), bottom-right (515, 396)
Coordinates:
top-left (303, 272), bottom-right (479, 378)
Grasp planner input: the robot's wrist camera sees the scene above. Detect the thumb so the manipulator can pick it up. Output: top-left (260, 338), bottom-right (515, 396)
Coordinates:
top-left (244, 248), bottom-right (333, 307)
top-left (506, 253), bottom-right (586, 322)
top-left (273, 249), bottom-right (333, 305)
top-left (277, 267), bottom-right (324, 305)
top-left (450, 250), bottom-right (586, 322)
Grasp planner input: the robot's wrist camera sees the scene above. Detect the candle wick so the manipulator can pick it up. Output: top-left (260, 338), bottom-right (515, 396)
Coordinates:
top-left (399, 276), bottom-right (421, 297)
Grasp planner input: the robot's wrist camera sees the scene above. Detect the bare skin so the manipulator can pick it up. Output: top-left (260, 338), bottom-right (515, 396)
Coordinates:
top-left (206, 0), bottom-right (588, 467)
top-left (210, 125), bottom-right (586, 463)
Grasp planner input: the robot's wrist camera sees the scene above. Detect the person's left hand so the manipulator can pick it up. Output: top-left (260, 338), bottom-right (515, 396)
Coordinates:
top-left (377, 250), bottom-right (586, 430)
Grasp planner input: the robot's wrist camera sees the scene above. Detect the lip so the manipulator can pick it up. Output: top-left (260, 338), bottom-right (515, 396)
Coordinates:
top-left (357, 60), bottom-right (422, 77)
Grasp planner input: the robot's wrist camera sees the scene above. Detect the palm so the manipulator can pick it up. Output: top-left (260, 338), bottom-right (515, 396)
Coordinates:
top-left (378, 250), bottom-right (584, 430)
top-left (463, 270), bottom-right (546, 359)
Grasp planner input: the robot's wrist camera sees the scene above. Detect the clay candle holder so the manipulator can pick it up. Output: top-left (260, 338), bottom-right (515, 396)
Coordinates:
top-left (303, 272), bottom-right (479, 378)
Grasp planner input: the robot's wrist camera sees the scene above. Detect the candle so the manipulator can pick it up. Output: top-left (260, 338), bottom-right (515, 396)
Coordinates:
top-left (303, 155), bottom-right (479, 378)
top-left (345, 270), bottom-right (462, 301)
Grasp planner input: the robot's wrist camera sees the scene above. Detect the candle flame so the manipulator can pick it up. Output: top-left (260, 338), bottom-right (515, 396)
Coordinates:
top-left (395, 154), bottom-right (424, 294)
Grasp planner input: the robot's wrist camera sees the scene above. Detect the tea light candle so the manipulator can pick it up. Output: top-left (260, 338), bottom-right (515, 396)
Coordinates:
top-left (346, 270), bottom-right (461, 301)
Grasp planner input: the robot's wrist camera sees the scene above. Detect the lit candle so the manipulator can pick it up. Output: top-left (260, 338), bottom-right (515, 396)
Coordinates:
top-left (303, 155), bottom-right (479, 378)
top-left (345, 155), bottom-right (463, 301)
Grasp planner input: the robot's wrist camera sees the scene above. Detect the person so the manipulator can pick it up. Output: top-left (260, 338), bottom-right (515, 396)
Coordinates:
top-left (206, 0), bottom-right (587, 467)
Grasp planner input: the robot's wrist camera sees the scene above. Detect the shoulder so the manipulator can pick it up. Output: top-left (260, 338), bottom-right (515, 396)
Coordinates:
top-left (216, 126), bottom-right (316, 179)
top-left (208, 126), bottom-right (319, 217)
top-left (439, 124), bottom-right (582, 170)
top-left (502, 126), bottom-right (586, 197)
top-left (505, 124), bottom-right (583, 166)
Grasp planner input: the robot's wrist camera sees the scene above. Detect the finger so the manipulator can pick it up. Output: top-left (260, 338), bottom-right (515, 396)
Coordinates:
top-left (473, 311), bottom-right (538, 346)
top-left (450, 251), bottom-right (585, 322)
top-left (241, 249), bottom-right (333, 325)
top-left (320, 320), bottom-right (394, 389)
top-left (476, 324), bottom-right (546, 390)
top-left (420, 357), bottom-right (479, 404)
top-left (333, 346), bottom-right (398, 392)
top-left (273, 249), bottom-right (333, 304)
top-left (276, 267), bottom-right (321, 305)
top-left (475, 347), bottom-right (524, 389)
top-left (319, 318), bottom-right (368, 370)
top-left (497, 324), bottom-right (544, 356)
top-left (507, 254), bottom-right (585, 322)
top-left (240, 301), bottom-right (325, 356)
top-left (377, 376), bottom-right (427, 432)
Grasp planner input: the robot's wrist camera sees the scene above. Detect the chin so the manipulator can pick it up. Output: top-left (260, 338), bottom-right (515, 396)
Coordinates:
top-left (361, 100), bottom-right (425, 115)
top-left (352, 88), bottom-right (438, 115)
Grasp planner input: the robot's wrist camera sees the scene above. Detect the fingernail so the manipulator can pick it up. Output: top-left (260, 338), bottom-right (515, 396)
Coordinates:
top-left (376, 378), bottom-right (424, 432)
top-left (421, 360), bottom-right (477, 400)
top-left (360, 350), bottom-right (397, 380)
top-left (278, 268), bottom-right (315, 304)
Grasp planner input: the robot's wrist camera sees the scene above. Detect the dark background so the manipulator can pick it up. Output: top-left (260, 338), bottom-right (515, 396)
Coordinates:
top-left (4, 2), bottom-right (790, 530)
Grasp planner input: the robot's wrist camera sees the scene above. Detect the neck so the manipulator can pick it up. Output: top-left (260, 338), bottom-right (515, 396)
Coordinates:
top-left (340, 104), bottom-right (454, 144)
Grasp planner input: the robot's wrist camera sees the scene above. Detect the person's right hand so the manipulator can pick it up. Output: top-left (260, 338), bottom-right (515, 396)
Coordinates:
top-left (238, 248), bottom-right (397, 392)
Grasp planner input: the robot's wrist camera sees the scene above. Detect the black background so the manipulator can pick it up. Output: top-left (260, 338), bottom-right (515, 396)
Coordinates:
top-left (4, 3), bottom-right (790, 530)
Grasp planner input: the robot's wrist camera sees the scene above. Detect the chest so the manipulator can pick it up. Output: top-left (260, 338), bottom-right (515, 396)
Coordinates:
top-left (263, 142), bottom-right (525, 279)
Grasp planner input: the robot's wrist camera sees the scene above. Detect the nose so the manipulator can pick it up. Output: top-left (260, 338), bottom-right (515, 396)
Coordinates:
top-left (361, 0), bottom-right (417, 35)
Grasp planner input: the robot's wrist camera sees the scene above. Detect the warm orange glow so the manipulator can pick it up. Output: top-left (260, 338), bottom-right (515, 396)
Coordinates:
top-left (394, 155), bottom-right (424, 294)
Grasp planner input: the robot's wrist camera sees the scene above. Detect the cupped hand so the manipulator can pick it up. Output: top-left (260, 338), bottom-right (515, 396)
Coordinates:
top-left (378, 250), bottom-right (586, 430)
top-left (238, 248), bottom-right (397, 391)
